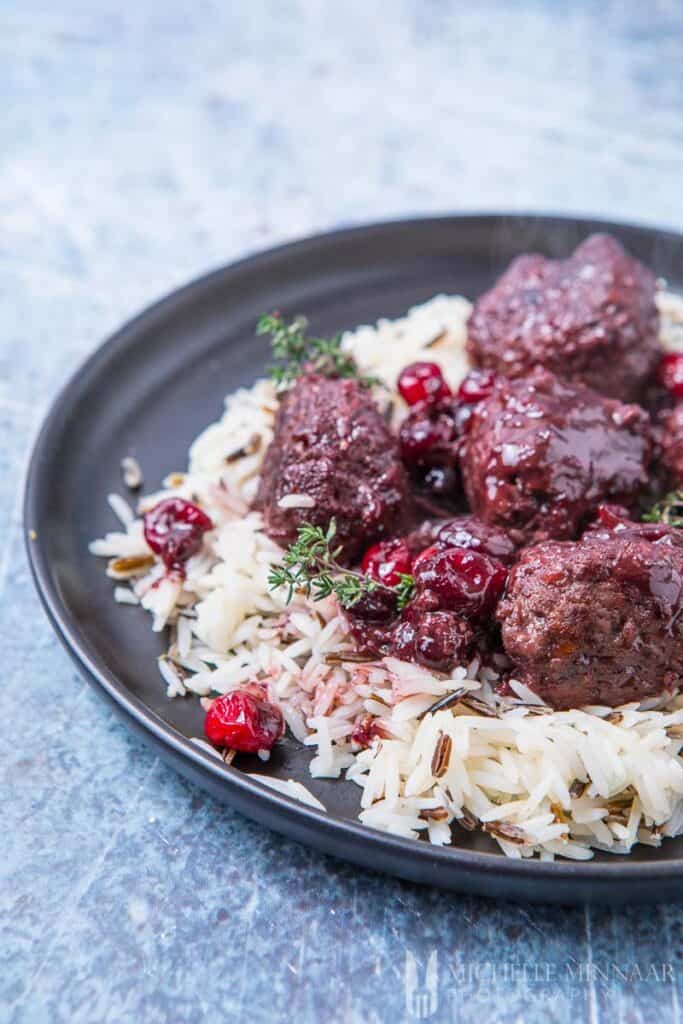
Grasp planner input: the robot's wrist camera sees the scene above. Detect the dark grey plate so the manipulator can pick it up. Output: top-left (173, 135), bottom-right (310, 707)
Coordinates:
top-left (25, 214), bottom-right (683, 904)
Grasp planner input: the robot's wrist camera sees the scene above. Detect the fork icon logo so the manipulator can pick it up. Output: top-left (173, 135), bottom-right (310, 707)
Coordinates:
top-left (405, 950), bottom-right (439, 1019)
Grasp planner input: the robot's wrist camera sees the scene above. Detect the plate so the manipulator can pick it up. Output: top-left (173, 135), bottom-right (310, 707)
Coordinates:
top-left (25, 214), bottom-right (683, 904)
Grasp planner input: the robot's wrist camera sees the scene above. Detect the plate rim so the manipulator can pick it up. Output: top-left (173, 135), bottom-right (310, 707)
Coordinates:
top-left (24, 211), bottom-right (683, 897)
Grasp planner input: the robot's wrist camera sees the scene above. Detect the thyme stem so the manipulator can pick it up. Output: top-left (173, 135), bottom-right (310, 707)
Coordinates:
top-left (643, 490), bottom-right (683, 528)
top-left (258, 312), bottom-right (380, 390)
top-left (267, 520), bottom-right (415, 611)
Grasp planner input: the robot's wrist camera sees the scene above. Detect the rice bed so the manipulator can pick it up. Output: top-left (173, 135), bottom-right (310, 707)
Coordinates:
top-left (90, 290), bottom-right (683, 860)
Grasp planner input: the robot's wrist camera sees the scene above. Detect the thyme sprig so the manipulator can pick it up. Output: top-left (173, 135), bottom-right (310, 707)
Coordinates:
top-left (268, 520), bottom-right (415, 611)
top-left (643, 490), bottom-right (683, 528)
top-left (257, 312), bottom-right (380, 390)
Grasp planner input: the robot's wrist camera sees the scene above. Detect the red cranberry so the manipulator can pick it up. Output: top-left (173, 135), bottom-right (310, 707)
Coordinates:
top-left (361, 538), bottom-right (413, 587)
top-left (413, 611), bottom-right (474, 671)
top-left (399, 398), bottom-right (462, 466)
top-left (436, 516), bottom-right (517, 565)
top-left (658, 353), bottom-right (683, 398)
top-left (412, 544), bottom-right (440, 572)
top-left (144, 498), bottom-right (213, 573)
top-left (413, 546), bottom-right (508, 618)
top-left (594, 504), bottom-right (633, 531)
top-left (398, 361), bottom-right (451, 407)
top-left (457, 368), bottom-right (499, 404)
top-left (588, 504), bottom-right (680, 545)
top-left (399, 417), bottom-right (444, 463)
top-left (391, 607), bottom-right (474, 671)
top-left (453, 402), bottom-right (476, 435)
top-left (422, 465), bottom-right (458, 497)
top-left (204, 690), bottom-right (284, 753)
top-left (348, 586), bottom-right (398, 622)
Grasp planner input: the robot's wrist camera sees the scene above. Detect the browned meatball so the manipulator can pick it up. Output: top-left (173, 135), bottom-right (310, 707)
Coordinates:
top-left (254, 375), bottom-right (410, 562)
top-left (497, 526), bottom-right (683, 709)
top-left (660, 404), bottom-right (683, 485)
top-left (460, 368), bottom-right (653, 545)
top-left (467, 234), bottom-right (660, 401)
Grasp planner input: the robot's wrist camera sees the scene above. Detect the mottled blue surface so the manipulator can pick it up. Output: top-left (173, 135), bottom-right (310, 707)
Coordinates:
top-left (3, 2), bottom-right (683, 1021)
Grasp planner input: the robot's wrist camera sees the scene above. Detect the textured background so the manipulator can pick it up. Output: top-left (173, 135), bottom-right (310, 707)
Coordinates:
top-left (3, 2), bottom-right (683, 1022)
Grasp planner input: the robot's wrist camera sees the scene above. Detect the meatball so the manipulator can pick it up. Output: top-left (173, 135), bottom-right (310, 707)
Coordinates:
top-left (467, 234), bottom-right (660, 401)
top-left (660, 404), bottom-right (683, 485)
top-left (254, 375), bottom-right (410, 562)
top-left (460, 367), bottom-right (653, 545)
top-left (498, 527), bottom-right (683, 708)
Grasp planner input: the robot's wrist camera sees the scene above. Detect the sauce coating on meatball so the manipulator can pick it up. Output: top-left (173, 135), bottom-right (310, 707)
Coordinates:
top-left (466, 234), bottom-right (660, 401)
top-left (255, 374), bottom-right (411, 562)
top-left (498, 526), bottom-right (683, 709)
top-left (460, 367), bottom-right (654, 545)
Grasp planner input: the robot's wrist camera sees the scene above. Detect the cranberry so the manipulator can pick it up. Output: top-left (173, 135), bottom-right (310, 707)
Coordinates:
top-left (413, 611), bottom-right (474, 671)
top-left (413, 546), bottom-right (508, 618)
top-left (436, 516), bottom-right (517, 565)
top-left (144, 497), bottom-right (213, 573)
top-left (397, 373), bottom-right (496, 498)
top-left (457, 368), bottom-right (499, 404)
top-left (658, 353), bottom-right (683, 398)
top-left (422, 465), bottom-right (458, 497)
top-left (399, 417), bottom-right (445, 463)
top-left (397, 361), bottom-right (451, 407)
top-left (348, 586), bottom-right (398, 622)
top-left (204, 690), bottom-right (284, 753)
top-left (393, 607), bottom-right (474, 671)
top-left (399, 398), bottom-right (462, 466)
top-left (412, 543), bottom-right (440, 572)
top-left (588, 504), bottom-right (681, 545)
top-left (594, 504), bottom-right (633, 531)
top-left (453, 402), bottom-right (476, 435)
top-left (361, 538), bottom-right (413, 587)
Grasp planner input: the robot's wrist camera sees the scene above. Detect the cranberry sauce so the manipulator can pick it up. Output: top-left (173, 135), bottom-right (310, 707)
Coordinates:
top-left (583, 505), bottom-right (683, 610)
top-left (345, 516), bottom-right (513, 672)
top-left (398, 368), bottom-right (499, 507)
top-left (460, 366), bottom-right (654, 545)
top-left (588, 504), bottom-right (683, 546)
top-left (435, 516), bottom-right (517, 565)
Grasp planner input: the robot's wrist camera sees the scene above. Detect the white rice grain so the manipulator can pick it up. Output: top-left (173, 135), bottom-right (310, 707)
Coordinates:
top-left (107, 492), bottom-right (135, 527)
top-left (248, 774), bottom-right (327, 811)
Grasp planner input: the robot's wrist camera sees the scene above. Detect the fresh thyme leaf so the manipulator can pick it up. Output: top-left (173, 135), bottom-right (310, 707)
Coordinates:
top-left (395, 573), bottom-right (417, 612)
top-left (267, 520), bottom-right (415, 611)
top-left (257, 312), bottom-right (380, 390)
top-left (643, 490), bottom-right (683, 527)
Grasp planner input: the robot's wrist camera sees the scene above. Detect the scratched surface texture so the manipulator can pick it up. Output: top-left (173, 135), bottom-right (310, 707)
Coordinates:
top-left (2, 2), bottom-right (683, 1022)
